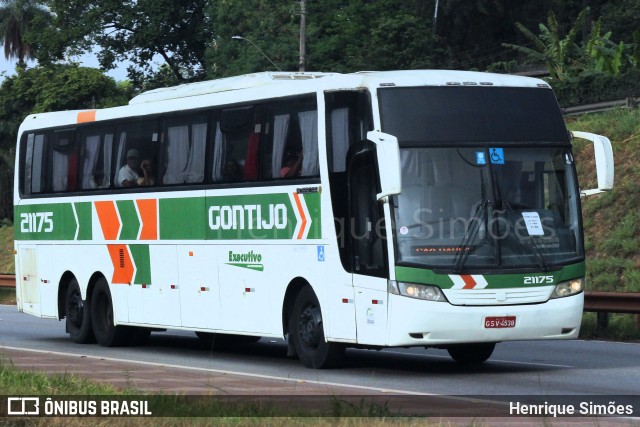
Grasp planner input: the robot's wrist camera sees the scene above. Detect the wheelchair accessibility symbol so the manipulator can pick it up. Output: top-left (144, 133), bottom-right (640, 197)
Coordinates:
top-left (489, 148), bottom-right (505, 164)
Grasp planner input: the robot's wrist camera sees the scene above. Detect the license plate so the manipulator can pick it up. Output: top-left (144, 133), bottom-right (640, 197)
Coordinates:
top-left (484, 316), bottom-right (516, 328)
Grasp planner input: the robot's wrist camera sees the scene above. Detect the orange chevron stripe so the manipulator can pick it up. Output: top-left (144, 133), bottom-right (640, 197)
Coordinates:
top-left (95, 201), bottom-right (120, 240)
top-left (107, 244), bottom-right (134, 284)
top-left (77, 110), bottom-right (96, 123)
top-left (292, 192), bottom-right (307, 240)
top-left (136, 199), bottom-right (158, 240)
top-left (461, 275), bottom-right (477, 289)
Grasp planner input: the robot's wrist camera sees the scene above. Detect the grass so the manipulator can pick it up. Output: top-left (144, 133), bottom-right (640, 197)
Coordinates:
top-left (568, 108), bottom-right (640, 295)
top-left (0, 361), bottom-right (444, 427)
top-left (0, 287), bottom-right (14, 304)
top-left (580, 312), bottom-right (640, 341)
top-left (0, 223), bottom-right (14, 274)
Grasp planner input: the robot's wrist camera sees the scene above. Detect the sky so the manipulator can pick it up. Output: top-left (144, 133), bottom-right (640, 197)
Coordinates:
top-left (0, 47), bottom-right (130, 83)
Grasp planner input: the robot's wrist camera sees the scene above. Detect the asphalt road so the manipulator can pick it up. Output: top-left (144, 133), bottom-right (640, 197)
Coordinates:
top-left (1, 304), bottom-right (639, 396)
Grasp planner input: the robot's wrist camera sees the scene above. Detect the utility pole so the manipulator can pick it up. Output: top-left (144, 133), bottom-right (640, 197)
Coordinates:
top-left (299, 0), bottom-right (307, 72)
top-left (432, 0), bottom-right (440, 34)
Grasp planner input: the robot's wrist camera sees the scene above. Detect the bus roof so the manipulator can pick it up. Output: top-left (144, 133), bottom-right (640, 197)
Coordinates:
top-left (129, 70), bottom-right (548, 105)
top-left (18, 70), bottom-right (550, 133)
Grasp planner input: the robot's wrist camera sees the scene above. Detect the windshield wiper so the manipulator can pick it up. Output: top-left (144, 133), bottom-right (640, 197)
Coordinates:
top-left (453, 200), bottom-right (491, 274)
top-left (501, 201), bottom-right (549, 272)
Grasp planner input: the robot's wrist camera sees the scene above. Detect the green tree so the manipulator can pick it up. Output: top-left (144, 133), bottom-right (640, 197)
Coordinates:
top-left (0, 0), bottom-right (49, 69)
top-left (207, 0), bottom-right (442, 78)
top-left (206, 0), bottom-right (299, 77)
top-left (581, 20), bottom-right (630, 75)
top-left (503, 8), bottom-right (590, 79)
top-left (34, 0), bottom-right (213, 85)
top-left (0, 64), bottom-right (130, 151)
top-left (307, 0), bottom-right (441, 72)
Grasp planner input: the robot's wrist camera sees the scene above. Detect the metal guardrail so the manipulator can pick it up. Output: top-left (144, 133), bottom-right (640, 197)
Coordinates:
top-left (0, 274), bottom-right (15, 288)
top-left (584, 291), bottom-right (640, 331)
top-left (584, 291), bottom-right (640, 314)
top-left (563, 98), bottom-right (639, 116)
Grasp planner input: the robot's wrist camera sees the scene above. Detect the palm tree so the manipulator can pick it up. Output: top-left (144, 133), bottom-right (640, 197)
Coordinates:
top-left (0, 0), bottom-right (49, 69)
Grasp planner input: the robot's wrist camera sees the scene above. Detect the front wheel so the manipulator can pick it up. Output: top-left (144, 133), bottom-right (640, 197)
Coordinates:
top-left (91, 278), bottom-right (130, 347)
top-left (64, 279), bottom-right (95, 344)
top-left (447, 343), bottom-right (496, 364)
top-left (289, 286), bottom-right (344, 369)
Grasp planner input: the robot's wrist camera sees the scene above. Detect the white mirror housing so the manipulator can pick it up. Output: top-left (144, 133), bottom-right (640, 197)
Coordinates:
top-left (571, 131), bottom-right (614, 197)
top-left (367, 130), bottom-right (402, 200)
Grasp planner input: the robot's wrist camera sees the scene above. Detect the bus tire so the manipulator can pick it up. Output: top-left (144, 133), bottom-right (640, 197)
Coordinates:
top-left (91, 277), bottom-right (130, 347)
top-left (447, 343), bottom-right (496, 364)
top-left (289, 286), bottom-right (344, 369)
top-left (64, 278), bottom-right (95, 344)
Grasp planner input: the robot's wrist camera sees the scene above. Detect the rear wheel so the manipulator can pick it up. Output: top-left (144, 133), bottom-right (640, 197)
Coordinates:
top-left (64, 279), bottom-right (94, 343)
top-left (91, 277), bottom-right (130, 347)
top-left (289, 286), bottom-right (344, 369)
top-left (447, 343), bottom-right (496, 364)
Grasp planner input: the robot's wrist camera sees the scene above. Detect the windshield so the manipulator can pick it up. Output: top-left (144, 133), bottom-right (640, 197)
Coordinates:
top-left (392, 147), bottom-right (582, 271)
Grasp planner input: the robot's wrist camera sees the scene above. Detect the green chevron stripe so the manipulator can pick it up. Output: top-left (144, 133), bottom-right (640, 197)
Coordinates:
top-left (129, 244), bottom-right (151, 285)
top-left (116, 200), bottom-right (140, 240)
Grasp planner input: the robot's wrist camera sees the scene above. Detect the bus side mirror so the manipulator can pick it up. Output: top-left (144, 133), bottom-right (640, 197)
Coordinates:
top-left (367, 131), bottom-right (402, 200)
top-left (571, 131), bottom-right (614, 197)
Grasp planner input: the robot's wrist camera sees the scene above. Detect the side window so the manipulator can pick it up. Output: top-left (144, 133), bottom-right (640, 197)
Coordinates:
top-left (22, 132), bottom-right (47, 195)
top-left (212, 107), bottom-right (260, 183)
top-left (161, 115), bottom-right (207, 185)
top-left (51, 130), bottom-right (78, 193)
top-left (265, 95), bottom-right (319, 181)
top-left (114, 120), bottom-right (159, 188)
top-left (79, 128), bottom-right (114, 190)
top-left (325, 91), bottom-right (373, 173)
top-left (22, 130), bottom-right (78, 195)
top-left (270, 111), bottom-right (319, 179)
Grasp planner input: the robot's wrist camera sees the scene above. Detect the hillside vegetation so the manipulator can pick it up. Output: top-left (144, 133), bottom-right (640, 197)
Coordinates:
top-left (568, 108), bottom-right (640, 293)
top-left (568, 108), bottom-right (640, 339)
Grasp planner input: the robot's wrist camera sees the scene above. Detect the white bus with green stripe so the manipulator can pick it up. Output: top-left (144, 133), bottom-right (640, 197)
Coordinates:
top-left (14, 71), bottom-right (614, 368)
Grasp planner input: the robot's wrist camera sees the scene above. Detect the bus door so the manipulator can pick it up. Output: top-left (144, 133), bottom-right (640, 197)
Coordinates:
top-left (325, 90), bottom-right (383, 344)
top-left (16, 245), bottom-right (41, 316)
top-left (348, 144), bottom-right (389, 346)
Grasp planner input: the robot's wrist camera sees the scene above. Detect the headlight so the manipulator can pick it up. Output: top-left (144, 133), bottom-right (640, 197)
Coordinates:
top-left (388, 280), bottom-right (447, 302)
top-left (551, 278), bottom-right (585, 299)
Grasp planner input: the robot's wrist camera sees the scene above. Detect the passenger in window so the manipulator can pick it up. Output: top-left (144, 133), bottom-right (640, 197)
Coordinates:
top-left (221, 159), bottom-right (242, 182)
top-left (117, 149), bottom-right (140, 187)
top-left (137, 159), bottom-right (155, 186)
top-left (90, 171), bottom-right (108, 189)
top-left (280, 150), bottom-right (303, 178)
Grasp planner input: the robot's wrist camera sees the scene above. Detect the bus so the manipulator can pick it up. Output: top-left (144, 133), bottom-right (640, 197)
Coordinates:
top-left (14, 70), bottom-right (614, 368)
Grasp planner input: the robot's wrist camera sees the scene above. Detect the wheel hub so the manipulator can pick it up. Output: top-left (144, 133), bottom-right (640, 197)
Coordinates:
top-left (298, 305), bottom-right (322, 349)
top-left (68, 293), bottom-right (83, 326)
